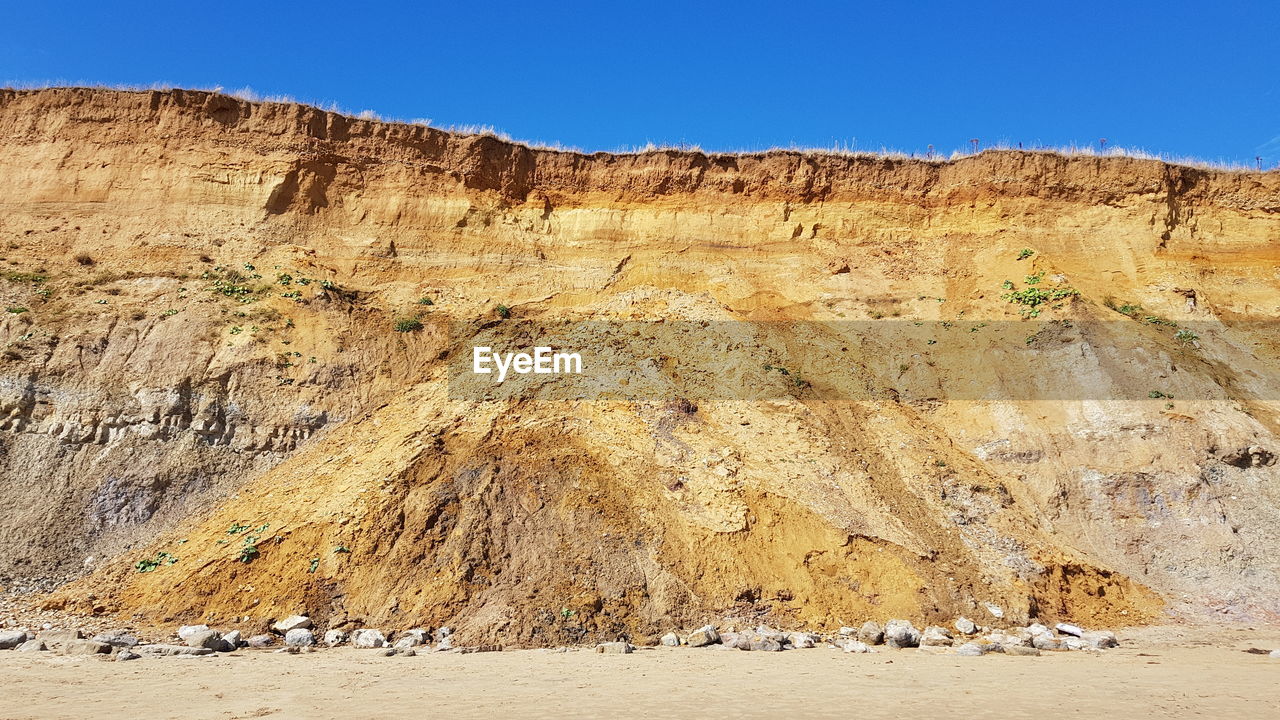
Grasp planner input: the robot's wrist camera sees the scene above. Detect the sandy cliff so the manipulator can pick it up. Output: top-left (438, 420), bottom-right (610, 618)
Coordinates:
top-left (0, 87), bottom-right (1278, 644)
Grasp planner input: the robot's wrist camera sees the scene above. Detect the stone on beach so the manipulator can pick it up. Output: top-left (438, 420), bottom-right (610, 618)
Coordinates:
top-left (92, 630), bottom-right (139, 648)
top-left (324, 629), bottom-right (348, 647)
top-left (1003, 645), bottom-right (1041, 656)
top-left (883, 619), bottom-right (921, 649)
top-left (272, 615), bottom-right (314, 634)
top-left (352, 629), bottom-right (388, 648)
top-left (954, 618), bottom-right (976, 635)
top-left (1055, 623), bottom-right (1084, 637)
top-left (0, 630), bottom-right (30, 649)
top-left (247, 634), bottom-right (274, 648)
top-left (955, 642), bottom-right (985, 656)
top-left (595, 642), bottom-right (633, 654)
top-left (858, 621), bottom-right (884, 645)
top-left (137, 644), bottom-right (215, 657)
top-left (176, 625), bottom-right (210, 643)
top-left (920, 626), bottom-right (953, 647)
top-left (685, 625), bottom-right (720, 647)
top-left (285, 628), bottom-right (316, 647)
top-left (660, 632), bottom-right (680, 647)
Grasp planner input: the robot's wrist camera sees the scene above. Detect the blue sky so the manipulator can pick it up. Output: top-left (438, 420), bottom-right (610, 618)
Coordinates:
top-left (4, 1), bottom-right (1278, 165)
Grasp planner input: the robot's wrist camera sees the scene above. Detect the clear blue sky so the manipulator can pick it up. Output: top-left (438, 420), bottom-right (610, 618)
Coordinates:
top-left (4, 1), bottom-right (1278, 166)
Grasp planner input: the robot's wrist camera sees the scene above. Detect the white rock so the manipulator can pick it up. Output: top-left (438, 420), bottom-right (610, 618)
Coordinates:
top-left (954, 618), bottom-right (976, 635)
top-left (351, 629), bottom-right (387, 648)
top-left (393, 629), bottom-right (430, 648)
top-left (285, 628), bottom-right (315, 647)
top-left (0, 630), bottom-right (29, 649)
top-left (1055, 623), bottom-right (1084, 637)
top-left (685, 625), bottom-right (720, 647)
top-left (841, 640), bottom-right (871, 653)
top-left (660, 632), bottom-right (681, 647)
top-left (1081, 630), bottom-right (1118, 649)
top-left (838, 626), bottom-right (858, 636)
top-left (323, 629), bottom-right (348, 647)
top-left (221, 630), bottom-right (242, 648)
top-left (920, 626), bottom-right (953, 647)
top-left (1270, 649), bottom-right (1280, 659)
top-left (272, 615), bottom-right (314, 634)
top-left (883, 619), bottom-right (921, 648)
top-left (788, 632), bottom-right (816, 649)
top-left (955, 642), bottom-right (985, 656)
top-left (594, 641), bottom-right (633, 654)
top-left (177, 625), bottom-right (210, 642)
top-left (983, 603), bottom-right (1004, 619)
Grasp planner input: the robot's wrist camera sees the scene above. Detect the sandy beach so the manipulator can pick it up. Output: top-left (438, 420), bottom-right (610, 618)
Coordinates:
top-left (2, 626), bottom-right (1277, 720)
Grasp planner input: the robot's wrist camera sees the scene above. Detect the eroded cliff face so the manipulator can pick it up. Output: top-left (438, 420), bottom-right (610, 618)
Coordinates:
top-left (1, 87), bottom-right (1278, 643)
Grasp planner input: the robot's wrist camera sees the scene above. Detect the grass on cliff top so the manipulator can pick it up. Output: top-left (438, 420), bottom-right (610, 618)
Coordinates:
top-left (5, 84), bottom-right (1270, 173)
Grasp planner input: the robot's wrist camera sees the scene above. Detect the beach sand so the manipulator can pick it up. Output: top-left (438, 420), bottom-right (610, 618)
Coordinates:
top-left (2, 626), bottom-right (1277, 719)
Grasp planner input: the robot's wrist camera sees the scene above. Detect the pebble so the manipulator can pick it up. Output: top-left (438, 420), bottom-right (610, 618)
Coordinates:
top-left (115, 651), bottom-right (141, 662)
top-left (1270, 649), bottom-right (1280, 659)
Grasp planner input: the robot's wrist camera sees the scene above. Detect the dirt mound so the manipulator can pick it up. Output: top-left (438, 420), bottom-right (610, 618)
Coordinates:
top-left (1, 87), bottom-right (1278, 644)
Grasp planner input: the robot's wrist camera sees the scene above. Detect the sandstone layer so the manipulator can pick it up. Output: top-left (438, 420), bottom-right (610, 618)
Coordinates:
top-left (0, 87), bottom-right (1278, 644)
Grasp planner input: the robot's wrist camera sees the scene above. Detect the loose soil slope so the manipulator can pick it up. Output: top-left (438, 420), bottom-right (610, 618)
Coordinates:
top-left (0, 87), bottom-right (1278, 645)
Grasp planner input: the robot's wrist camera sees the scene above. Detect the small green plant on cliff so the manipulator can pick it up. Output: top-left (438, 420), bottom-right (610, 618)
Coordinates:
top-left (5, 272), bottom-right (47, 284)
top-left (334, 545), bottom-right (351, 554)
top-left (1017, 248), bottom-right (1035, 260)
top-left (238, 544), bottom-right (259, 563)
top-left (416, 296), bottom-right (434, 306)
top-left (495, 304), bottom-right (511, 319)
top-left (1174, 329), bottom-right (1199, 346)
top-left (1001, 273), bottom-right (1079, 318)
top-left (135, 550), bottom-right (178, 573)
top-left (308, 557), bottom-right (320, 574)
top-left (1148, 390), bottom-right (1173, 399)
top-left (227, 522), bottom-right (250, 535)
top-left (763, 363), bottom-right (811, 388)
top-left (5, 306), bottom-right (27, 314)
top-left (394, 316), bottom-right (424, 333)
